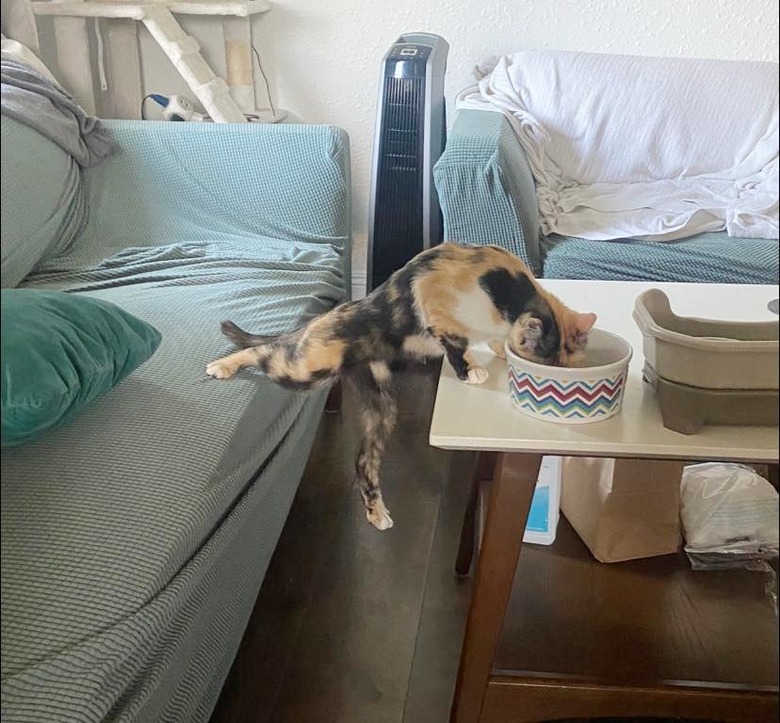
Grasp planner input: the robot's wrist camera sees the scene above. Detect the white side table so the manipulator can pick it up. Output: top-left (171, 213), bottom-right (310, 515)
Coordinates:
top-left (430, 280), bottom-right (779, 723)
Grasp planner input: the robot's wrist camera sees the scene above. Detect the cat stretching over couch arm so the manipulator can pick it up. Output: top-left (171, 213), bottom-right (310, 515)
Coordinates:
top-left (206, 243), bottom-right (596, 530)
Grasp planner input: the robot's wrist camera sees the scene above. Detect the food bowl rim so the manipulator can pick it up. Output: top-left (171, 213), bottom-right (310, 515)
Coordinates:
top-left (504, 328), bottom-right (633, 376)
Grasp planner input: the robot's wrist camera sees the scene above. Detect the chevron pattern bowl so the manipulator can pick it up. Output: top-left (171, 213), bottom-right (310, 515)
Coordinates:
top-left (506, 329), bottom-right (633, 424)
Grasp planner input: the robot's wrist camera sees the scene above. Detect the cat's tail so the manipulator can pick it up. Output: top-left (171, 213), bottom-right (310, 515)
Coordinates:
top-left (220, 320), bottom-right (275, 348)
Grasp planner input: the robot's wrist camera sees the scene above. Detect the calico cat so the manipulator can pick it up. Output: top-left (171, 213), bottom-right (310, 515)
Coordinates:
top-left (206, 243), bottom-right (596, 531)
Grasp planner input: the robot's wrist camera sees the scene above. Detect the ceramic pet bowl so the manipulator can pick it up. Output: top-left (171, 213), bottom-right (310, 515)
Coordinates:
top-left (506, 329), bottom-right (633, 424)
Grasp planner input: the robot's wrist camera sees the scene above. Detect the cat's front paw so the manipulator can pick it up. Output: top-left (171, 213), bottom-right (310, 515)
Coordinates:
top-left (367, 499), bottom-right (394, 530)
top-left (465, 366), bottom-right (489, 385)
top-left (206, 359), bottom-right (238, 379)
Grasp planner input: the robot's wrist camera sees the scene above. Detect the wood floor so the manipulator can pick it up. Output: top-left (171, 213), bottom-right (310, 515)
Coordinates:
top-left (210, 362), bottom-right (476, 723)
top-left (210, 363), bottom-right (779, 723)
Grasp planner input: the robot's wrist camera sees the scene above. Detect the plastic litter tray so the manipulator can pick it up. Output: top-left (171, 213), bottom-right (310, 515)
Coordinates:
top-left (633, 288), bottom-right (779, 390)
top-left (643, 364), bottom-right (779, 435)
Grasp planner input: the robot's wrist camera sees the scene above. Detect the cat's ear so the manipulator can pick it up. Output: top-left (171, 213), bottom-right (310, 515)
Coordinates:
top-left (574, 312), bottom-right (597, 333)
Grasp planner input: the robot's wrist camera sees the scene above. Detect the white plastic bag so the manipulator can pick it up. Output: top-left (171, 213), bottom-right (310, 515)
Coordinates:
top-left (680, 462), bottom-right (779, 570)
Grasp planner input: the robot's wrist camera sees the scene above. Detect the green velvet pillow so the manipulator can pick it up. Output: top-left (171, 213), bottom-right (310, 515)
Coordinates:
top-left (1, 289), bottom-right (162, 447)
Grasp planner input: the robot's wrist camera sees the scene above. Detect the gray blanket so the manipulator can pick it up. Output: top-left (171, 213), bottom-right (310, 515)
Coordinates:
top-left (1, 55), bottom-right (114, 167)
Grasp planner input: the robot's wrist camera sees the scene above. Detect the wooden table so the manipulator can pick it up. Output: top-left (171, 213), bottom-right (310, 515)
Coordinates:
top-left (429, 281), bottom-right (779, 723)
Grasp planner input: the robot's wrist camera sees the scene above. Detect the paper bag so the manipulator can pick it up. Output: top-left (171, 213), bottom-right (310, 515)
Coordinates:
top-left (560, 457), bottom-right (686, 563)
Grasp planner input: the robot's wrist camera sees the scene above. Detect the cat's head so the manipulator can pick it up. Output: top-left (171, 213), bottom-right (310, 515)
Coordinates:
top-left (508, 292), bottom-right (597, 367)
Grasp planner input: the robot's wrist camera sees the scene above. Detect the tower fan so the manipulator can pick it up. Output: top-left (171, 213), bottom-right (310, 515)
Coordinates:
top-left (367, 33), bottom-right (449, 291)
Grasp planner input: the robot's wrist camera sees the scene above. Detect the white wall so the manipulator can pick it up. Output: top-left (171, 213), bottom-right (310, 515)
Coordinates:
top-left (37, 0), bottom-right (780, 294)
top-left (252, 0), bottom-right (780, 291)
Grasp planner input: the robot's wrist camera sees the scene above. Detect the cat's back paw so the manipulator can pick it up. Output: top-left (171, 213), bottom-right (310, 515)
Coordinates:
top-left (465, 366), bottom-right (489, 385)
top-left (206, 359), bottom-right (238, 379)
top-left (367, 501), bottom-right (394, 531)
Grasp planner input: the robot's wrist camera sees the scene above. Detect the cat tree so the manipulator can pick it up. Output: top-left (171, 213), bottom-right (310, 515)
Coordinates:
top-left (31, 0), bottom-right (284, 122)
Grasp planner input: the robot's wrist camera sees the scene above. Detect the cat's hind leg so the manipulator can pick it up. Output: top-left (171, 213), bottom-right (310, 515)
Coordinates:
top-left (347, 362), bottom-right (397, 530)
top-left (207, 321), bottom-right (341, 387)
top-left (206, 346), bottom-right (271, 379)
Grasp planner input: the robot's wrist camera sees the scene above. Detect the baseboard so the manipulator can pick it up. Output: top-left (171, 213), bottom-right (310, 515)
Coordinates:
top-left (351, 270), bottom-right (367, 300)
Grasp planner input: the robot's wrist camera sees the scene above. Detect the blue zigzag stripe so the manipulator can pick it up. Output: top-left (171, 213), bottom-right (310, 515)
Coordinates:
top-left (508, 368), bottom-right (625, 395)
top-left (515, 396), bottom-right (620, 418)
top-left (510, 379), bottom-right (624, 405)
top-left (508, 369), bottom-right (626, 418)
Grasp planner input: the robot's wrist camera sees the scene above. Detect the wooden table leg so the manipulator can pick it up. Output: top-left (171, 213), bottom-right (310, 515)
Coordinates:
top-left (456, 451), bottom-right (498, 577)
top-left (450, 452), bottom-right (542, 723)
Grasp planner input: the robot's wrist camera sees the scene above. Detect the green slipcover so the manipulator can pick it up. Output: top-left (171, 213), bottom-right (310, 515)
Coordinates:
top-left (434, 109), bottom-right (779, 285)
top-left (541, 232), bottom-right (780, 283)
top-left (0, 117), bottom-right (85, 288)
top-left (433, 109), bottom-right (541, 273)
top-left (1, 119), bottom-right (351, 722)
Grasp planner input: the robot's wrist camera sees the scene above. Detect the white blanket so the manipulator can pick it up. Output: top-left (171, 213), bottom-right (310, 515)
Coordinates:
top-left (457, 50), bottom-right (780, 241)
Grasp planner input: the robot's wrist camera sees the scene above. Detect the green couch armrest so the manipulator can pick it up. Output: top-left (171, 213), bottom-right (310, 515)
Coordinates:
top-left (1, 117), bottom-right (85, 288)
top-left (433, 109), bottom-right (540, 273)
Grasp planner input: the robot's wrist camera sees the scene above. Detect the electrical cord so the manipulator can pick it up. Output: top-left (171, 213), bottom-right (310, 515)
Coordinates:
top-left (141, 93), bottom-right (157, 120)
top-left (251, 43), bottom-right (276, 119)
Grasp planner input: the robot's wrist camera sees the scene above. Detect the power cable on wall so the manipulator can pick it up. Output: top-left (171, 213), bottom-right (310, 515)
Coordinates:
top-left (251, 43), bottom-right (276, 119)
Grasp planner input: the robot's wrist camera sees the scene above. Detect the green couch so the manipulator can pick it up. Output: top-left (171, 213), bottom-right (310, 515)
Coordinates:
top-left (1, 116), bottom-right (351, 722)
top-left (434, 109), bottom-right (779, 284)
